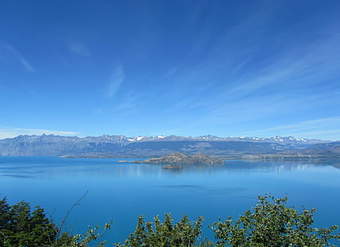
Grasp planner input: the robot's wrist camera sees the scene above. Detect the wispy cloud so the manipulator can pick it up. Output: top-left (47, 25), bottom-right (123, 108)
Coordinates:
top-left (160, 14), bottom-right (340, 138)
top-left (0, 43), bottom-right (35, 72)
top-left (0, 127), bottom-right (78, 139)
top-left (107, 65), bottom-right (125, 98)
top-left (246, 117), bottom-right (340, 140)
top-left (68, 41), bottom-right (91, 56)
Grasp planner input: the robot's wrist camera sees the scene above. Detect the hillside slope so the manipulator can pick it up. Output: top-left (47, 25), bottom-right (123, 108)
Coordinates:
top-left (0, 134), bottom-right (335, 157)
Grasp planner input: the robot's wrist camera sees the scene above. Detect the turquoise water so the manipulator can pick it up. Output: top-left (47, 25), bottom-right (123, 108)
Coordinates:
top-left (1, 156), bottom-right (340, 243)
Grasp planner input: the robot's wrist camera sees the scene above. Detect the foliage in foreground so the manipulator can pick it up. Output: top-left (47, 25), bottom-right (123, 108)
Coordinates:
top-left (0, 198), bottom-right (70, 247)
top-left (0, 198), bottom-right (109, 247)
top-left (212, 196), bottom-right (340, 247)
top-left (115, 214), bottom-right (206, 247)
top-left (0, 196), bottom-right (339, 247)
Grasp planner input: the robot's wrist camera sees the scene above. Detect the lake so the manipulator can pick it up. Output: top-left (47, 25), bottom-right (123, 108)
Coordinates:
top-left (1, 156), bottom-right (340, 243)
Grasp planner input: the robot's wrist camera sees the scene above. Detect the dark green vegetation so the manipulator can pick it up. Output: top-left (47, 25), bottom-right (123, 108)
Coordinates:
top-left (0, 197), bottom-right (111, 247)
top-left (0, 198), bottom-right (72, 247)
top-left (212, 196), bottom-right (340, 247)
top-left (1, 196), bottom-right (339, 247)
top-left (115, 215), bottom-right (205, 247)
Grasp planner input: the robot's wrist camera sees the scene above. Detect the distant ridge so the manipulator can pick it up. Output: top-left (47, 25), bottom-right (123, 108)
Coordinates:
top-left (0, 134), bottom-right (337, 158)
top-left (0, 133), bottom-right (330, 144)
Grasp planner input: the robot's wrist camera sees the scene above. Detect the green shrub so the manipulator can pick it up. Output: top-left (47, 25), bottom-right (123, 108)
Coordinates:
top-left (212, 195), bottom-right (340, 247)
top-left (1, 196), bottom-right (339, 247)
top-left (0, 198), bottom-right (73, 247)
top-left (115, 214), bottom-right (204, 247)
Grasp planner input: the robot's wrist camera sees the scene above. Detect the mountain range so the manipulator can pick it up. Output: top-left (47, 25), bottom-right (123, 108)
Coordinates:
top-left (0, 134), bottom-right (338, 159)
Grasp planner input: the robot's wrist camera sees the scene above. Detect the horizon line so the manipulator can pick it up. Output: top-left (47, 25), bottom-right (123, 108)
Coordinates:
top-left (0, 133), bottom-right (336, 142)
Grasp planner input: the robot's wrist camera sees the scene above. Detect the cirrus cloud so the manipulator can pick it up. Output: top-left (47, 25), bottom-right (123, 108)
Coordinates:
top-left (0, 127), bottom-right (78, 139)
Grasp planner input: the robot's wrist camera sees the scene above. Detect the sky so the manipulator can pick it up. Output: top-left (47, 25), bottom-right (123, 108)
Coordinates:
top-left (0, 0), bottom-right (340, 140)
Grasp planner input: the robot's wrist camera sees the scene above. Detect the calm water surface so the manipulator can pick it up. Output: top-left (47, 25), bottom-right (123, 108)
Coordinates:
top-left (1, 156), bottom-right (340, 242)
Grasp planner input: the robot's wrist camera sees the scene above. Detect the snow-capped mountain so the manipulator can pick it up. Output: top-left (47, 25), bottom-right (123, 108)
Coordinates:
top-left (0, 134), bottom-right (333, 157)
top-left (122, 135), bottom-right (328, 145)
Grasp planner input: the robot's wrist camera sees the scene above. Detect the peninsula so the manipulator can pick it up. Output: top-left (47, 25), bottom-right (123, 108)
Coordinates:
top-left (126, 152), bottom-right (224, 166)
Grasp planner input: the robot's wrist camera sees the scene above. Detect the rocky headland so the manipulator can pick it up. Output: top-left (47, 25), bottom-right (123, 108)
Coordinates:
top-left (125, 152), bottom-right (224, 166)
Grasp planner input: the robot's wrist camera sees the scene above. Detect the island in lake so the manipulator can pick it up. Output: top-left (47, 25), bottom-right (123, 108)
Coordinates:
top-left (122, 153), bottom-right (224, 168)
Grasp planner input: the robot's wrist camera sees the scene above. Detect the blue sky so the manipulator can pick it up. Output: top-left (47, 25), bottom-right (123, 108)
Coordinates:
top-left (0, 0), bottom-right (340, 140)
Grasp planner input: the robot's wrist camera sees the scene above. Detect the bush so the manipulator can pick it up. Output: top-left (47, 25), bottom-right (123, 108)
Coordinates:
top-left (0, 196), bottom-right (339, 247)
top-left (115, 214), bottom-right (204, 247)
top-left (212, 195), bottom-right (340, 247)
top-left (0, 198), bottom-right (73, 247)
